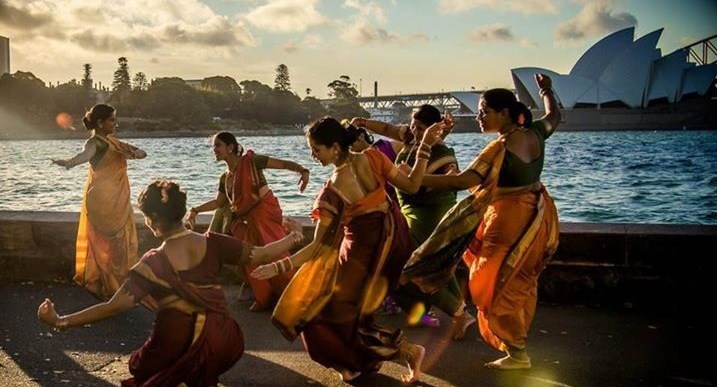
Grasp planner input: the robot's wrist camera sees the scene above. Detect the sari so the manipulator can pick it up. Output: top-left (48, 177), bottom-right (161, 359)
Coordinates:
top-left (121, 232), bottom-right (247, 387)
top-left (227, 150), bottom-right (293, 308)
top-left (272, 149), bottom-right (413, 373)
top-left (74, 135), bottom-right (139, 298)
top-left (403, 132), bottom-right (559, 350)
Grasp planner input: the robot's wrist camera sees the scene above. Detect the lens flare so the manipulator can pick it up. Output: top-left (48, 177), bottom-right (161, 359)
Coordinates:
top-left (406, 302), bottom-right (426, 326)
top-left (55, 112), bottom-right (75, 130)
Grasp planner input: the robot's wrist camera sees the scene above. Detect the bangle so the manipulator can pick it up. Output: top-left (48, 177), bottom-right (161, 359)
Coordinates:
top-left (419, 143), bottom-right (431, 152)
top-left (416, 150), bottom-right (431, 159)
top-left (277, 257), bottom-right (293, 274)
top-left (55, 316), bottom-right (69, 331)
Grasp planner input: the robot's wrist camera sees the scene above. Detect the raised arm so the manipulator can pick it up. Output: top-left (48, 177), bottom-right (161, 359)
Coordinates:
top-left (535, 73), bottom-right (561, 136)
top-left (265, 157), bottom-right (310, 192)
top-left (51, 139), bottom-right (97, 169)
top-left (387, 122), bottom-right (446, 194)
top-left (37, 283), bottom-right (137, 331)
top-left (350, 117), bottom-right (407, 143)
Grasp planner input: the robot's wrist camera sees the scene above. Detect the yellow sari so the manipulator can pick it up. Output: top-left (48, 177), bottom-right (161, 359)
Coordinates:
top-left (74, 135), bottom-right (139, 298)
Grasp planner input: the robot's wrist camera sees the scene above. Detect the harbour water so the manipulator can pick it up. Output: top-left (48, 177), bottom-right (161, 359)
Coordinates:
top-left (1, 130), bottom-right (715, 224)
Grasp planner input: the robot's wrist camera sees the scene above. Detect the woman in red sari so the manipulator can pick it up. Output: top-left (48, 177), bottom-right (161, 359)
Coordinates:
top-left (252, 117), bottom-right (446, 383)
top-left (185, 131), bottom-right (310, 311)
top-left (52, 104), bottom-right (146, 298)
top-left (38, 180), bottom-right (304, 386)
top-left (402, 74), bottom-right (561, 370)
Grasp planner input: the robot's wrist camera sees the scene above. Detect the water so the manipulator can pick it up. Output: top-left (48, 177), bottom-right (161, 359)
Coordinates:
top-left (1, 131), bottom-right (716, 224)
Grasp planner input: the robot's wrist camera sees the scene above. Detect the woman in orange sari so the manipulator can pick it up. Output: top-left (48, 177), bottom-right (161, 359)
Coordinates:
top-left (252, 117), bottom-right (446, 383)
top-left (185, 131), bottom-right (310, 311)
top-left (38, 180), bottom-right (304, 386)
top-left (52, 104), bottom-right (146, 298)
top-left (402, 74), bottom-right (561, 370)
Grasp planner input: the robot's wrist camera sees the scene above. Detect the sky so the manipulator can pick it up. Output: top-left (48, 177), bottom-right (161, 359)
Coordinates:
top-left (1, 0), bottom-right (716, 98)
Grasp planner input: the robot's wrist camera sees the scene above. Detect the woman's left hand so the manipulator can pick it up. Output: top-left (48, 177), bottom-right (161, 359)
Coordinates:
top-left (37, 298), bottom-right (60, 327)
top-left (421, 122), bottom-right (446, 146)
top-left (535, 73), bottom-right (552, 90)
top-left (297, 169), bottom-right (310, 193)
top-left (251, 264), bottom-right (278, 280)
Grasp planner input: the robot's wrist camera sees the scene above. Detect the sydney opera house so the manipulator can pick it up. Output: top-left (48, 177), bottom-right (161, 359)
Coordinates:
top-left (512, 27), bottom-right (716, 112)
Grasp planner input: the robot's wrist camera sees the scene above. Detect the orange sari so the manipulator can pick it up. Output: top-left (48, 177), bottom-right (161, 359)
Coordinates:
top-left (74, 135), bottom-right (139, 298)
top-left (403, 135), bottom-right (559, 351)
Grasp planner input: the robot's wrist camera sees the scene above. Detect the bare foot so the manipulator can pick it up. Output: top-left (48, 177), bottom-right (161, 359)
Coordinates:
top-left (484, 354), bottom-right (531, 370)
top-left (400, 344), bottom-right (425, 383)
top-left (451, 311), bottom-right (476, 340)
top-left (332, 367), bottom-right (361, 382)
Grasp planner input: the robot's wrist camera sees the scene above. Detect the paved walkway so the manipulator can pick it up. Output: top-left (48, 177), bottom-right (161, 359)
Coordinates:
top-left (0, 282), bottom-right (714, 387)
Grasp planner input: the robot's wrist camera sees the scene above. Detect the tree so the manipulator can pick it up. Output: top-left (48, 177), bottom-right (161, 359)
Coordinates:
top-left (82, 63), bottom-right (92, 90)
top-left (327, 75), bottom-right (359, 99)
top-left (306, 88), bottom-right (311, 96)
top-left (143, 77), bottom-right (210, 123)
top-left (300, 96), bottom-right (327, 122)
top-left (112, 57), bottom-right (131, 92)
top-left (132, 72), bottom-right (149, 91)
top-left (274, 64), bottom-right (291, 91)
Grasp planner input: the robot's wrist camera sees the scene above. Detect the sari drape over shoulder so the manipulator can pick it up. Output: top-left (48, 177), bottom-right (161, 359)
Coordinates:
top-left (121, 232), bottom-right (247, 387)
top-left (272, 149), bottom-right (413, 373)
top-left (402, 134), bottom-right (559, 350)
top-left (74, 135), bottom-right (139, 298)
top-left (228, 150), bottom-right (293, 308)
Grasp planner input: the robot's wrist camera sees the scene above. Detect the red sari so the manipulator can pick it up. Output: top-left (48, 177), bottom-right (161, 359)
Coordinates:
top-left (121, 233), bottom-right (248, 387)
top-left (272, 149), bottom-right (413, 373)
top-left (227, 151), bottom-right (293, 308)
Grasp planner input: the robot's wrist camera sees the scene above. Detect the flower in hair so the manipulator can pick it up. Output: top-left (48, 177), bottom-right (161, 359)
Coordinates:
top-left (517, 113), bottom-right (526, 127)
top-left (160, 187), bottom-right (169, 203)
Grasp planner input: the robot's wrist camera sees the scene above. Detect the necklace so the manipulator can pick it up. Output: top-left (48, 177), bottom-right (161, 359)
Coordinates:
top-left (163, 229), bottom-right (192, 242)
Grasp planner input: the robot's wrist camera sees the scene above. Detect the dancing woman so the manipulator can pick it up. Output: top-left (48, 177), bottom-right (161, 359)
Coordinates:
top-left (252, 117), bottom-right (446, 383)
top-left (52, 104), bottom-right (146, 298)
top-left (185, 131), bottom-right (310, 311)
top-left (38, 180), bottom-right (304, 386)
top-left (402, 74), bottom-right (561, 369)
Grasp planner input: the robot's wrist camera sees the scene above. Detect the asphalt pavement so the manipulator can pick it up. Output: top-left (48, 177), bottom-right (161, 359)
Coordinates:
top-left (1, 281), bottom-right (714, 387)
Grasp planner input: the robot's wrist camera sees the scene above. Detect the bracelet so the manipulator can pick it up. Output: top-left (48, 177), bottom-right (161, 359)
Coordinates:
top-left (418, 143), bottom-right (432, 152)
top-left (416, 150), bottom-right (431, 160)
top-left (539, 88), bottom-right (554, 98)
top-left (275, 258), bottom-right (294, 274)
top-left (55, 316), bottom-right (69, 331)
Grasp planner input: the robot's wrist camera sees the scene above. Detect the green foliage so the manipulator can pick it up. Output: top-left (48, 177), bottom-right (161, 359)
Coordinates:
top-left (110, 57), bottom-right (132, 106)
top-left (274, 64), bottom-right (291, 91)
top-left (142, 77), bottom-right (210, 123)
top-left (0, 71), bottom-right (55, 125)
top-left (53, 80), bottom-right (94, 117)
top-left (132, 72), bottom-right (148, 91)
top-left (325, 75), bottom-right (368, 120)
top-left (82, 63), bottom-right (92, 90)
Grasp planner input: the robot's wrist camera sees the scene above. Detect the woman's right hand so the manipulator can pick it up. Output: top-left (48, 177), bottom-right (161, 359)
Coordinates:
top-left (421, 122), bottom-right (446, 147)
top-left (184, 210), bottom-right (197, 230)
top-left (350, 117), bottom-right (368, 128)
top-left (251, 263), bottom-right (278, 280)
top-left (38, 298), bottom-right (60, 327)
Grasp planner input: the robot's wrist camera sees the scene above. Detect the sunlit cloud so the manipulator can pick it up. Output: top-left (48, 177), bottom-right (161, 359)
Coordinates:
top-left (0, 0), bottom-right (55, 30)
top-left (555, 0), bottom-right (637, 43)
top-left (341, 20), bottom-right (398, 45)
top-left (437, 0), bottom-right (557, 15)
top-left (468, 23), bottom-right (515, 43)
top-left (245, 0), bottom-right (327, 32)
top-left (344, 0), bottom-right (388, 23)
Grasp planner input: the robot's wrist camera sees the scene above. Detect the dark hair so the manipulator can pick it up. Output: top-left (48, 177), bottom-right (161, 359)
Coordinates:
top-left (82, 104), bottom-right (115, 131)
top-left (482, 88), bottom-right (533, 127)
top-left (412, 104), bottom-right (442, 126)
top-left (305, 116), bottom-right (360, 152)
top-left (138, 180), bottom-right (187, 230)
top-left (213, 131), bottom-right (243, 155)
top-left (356, 127), bottom-right (374, 145)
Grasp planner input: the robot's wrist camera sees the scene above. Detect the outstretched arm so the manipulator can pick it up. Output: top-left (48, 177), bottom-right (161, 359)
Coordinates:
top-left (37, 283), bottom-right (137, 331)
top-left (265, 157), bottom-right (310, 192)
top-left (535, 73), bottom-right (561, 136)
top-left (350, 117), bottom-right (407, 143)
top-left (422, 169), bottom-right (483, 191)
top-left (185, 191), bottom-right (228, 230)
top-left (388, 121), bottom-right (446, 194)
top-left (51, 140), bottom-right (97, 169)
top-left (250, 215), bottom-right (333, 279)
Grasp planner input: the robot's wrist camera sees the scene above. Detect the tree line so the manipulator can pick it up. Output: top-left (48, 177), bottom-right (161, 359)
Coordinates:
top-left (0, 57), bottom-right (368, 135)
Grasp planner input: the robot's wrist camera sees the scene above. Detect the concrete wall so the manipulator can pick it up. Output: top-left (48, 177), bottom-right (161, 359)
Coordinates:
top-left (1, 211), bottom-right (714, 306)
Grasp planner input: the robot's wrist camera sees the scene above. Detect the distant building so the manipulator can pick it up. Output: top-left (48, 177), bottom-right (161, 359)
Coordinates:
top-left (512, 27), bottom-right (717, 109)
top-left (0, 36), bottom-right (9, 75)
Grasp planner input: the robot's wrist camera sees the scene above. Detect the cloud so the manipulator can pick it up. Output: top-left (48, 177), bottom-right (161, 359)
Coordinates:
top-left (341, 20), bottom-right (397, 45)
top-left (0, 0), bottom-right (55, 30)
top-left (438, 0), bottom-right (556, 15)
top-left (468, 23), bottom-right (515, 43)
top-left (344, 0), bottom-right (388, 23)
top-left (246, 0), bottom-right (327, 32)
top-left (555, 1), bottom-right (637, 43)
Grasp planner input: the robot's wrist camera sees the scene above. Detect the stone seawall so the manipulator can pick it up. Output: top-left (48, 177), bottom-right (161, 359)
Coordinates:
top-left (1, 211), bottom-right (714, 306)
